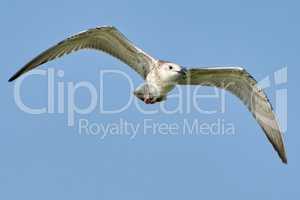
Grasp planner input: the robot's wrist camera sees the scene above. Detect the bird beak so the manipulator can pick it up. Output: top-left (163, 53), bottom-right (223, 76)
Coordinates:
top-left (178, 68), bottom-right (187, 75)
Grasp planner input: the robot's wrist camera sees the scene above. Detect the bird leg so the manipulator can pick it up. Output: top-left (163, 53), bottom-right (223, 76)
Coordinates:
top-left (144, 96), bottom-right (155, 104)
top-left (134, 83), bottom-right (164, 104)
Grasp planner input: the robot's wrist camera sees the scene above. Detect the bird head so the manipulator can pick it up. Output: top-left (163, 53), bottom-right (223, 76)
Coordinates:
top-left (158, 61), bottom-right (187, 83)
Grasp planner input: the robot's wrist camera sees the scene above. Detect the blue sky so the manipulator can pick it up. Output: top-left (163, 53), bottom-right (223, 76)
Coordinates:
top-left (1, 0), bottom-right (299, 199)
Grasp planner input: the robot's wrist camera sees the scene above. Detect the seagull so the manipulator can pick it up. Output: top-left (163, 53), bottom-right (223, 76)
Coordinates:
top-left (8, 26), bottom-right (287, 164)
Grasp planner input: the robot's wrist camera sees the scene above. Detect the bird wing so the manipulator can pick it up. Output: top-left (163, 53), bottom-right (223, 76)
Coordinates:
top-left (9, 26), bottom-right (157, 81)
top-left (178, 67), bottom-right (287, 163)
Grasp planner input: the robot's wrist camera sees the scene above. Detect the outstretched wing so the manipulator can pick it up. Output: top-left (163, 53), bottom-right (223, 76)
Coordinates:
top-left (9, 26), bottom-right (157, 81)
top-left (178, 67), bottom-right (287, 163)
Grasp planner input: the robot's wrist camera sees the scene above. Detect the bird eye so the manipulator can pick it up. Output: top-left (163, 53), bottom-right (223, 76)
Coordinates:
top-left (169, 65), bottom-right (173, 70)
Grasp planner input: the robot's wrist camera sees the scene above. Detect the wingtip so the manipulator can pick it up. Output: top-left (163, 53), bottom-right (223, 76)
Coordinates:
top-left (95, 25), bottom-right (116, 31)
top-left (8, 76), bottom-right (15, 82)
top-left (8, 74), bottom-right (18, 82)
top-left (280, 153), bottom-right (288, 164)
top-left (276, 145), bottom-right (288, 164)
top-left (8, 67), bottom-right (27, 82)
top-left (278, 140), bottom-right (288, 164)
top-left (283, 160), bottom-right (288, 165)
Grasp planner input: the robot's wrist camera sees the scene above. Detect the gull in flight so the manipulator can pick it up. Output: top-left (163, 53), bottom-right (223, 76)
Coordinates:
top-left (8, 26), bottom-right (287, 163)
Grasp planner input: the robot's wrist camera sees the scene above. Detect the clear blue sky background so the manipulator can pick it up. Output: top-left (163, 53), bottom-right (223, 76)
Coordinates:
top-left (1, 0), bottom-right (299, 199)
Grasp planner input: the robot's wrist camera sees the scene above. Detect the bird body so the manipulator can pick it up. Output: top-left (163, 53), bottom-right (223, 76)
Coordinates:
top-left (8, 26), bottom-right (287, 163)
top-left (134, 60), bottom-right (185, 104)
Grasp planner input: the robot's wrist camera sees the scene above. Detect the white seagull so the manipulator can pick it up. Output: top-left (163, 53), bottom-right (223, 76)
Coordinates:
top-left (8, 26), bottom-right (287, 163)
